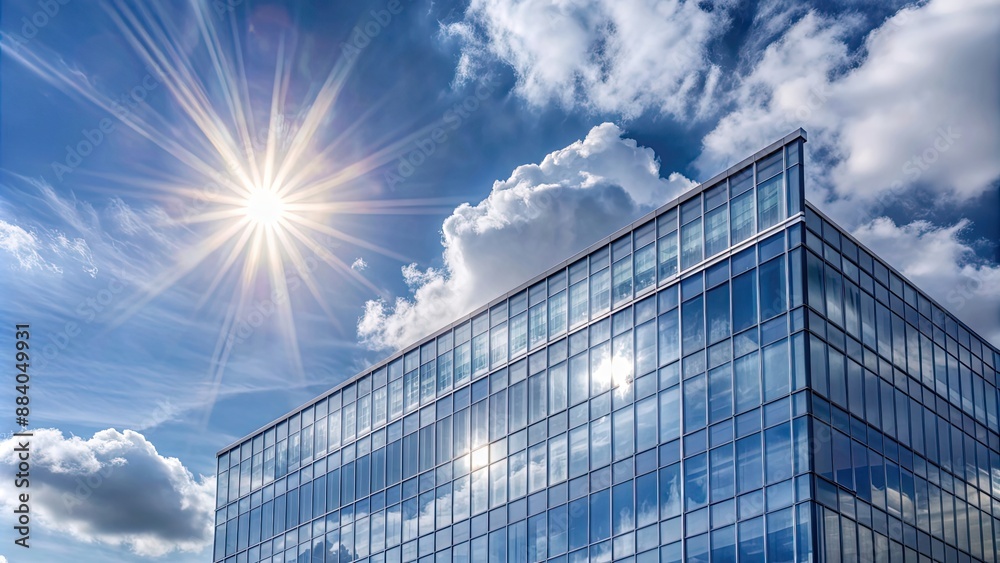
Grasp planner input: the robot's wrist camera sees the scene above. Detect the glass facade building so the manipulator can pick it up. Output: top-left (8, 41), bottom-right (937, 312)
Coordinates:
top-left (214, 130), bottom-right (1000, 563)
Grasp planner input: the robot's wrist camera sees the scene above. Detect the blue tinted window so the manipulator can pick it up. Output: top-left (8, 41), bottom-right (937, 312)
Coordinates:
top-left (706, 283), bottom-right (731, 344)
top-left (680, 218), bottom-right (703, 270)
top-left (759, 256), bottom-right (786, 321)
top-left (730, 191), bottom-right (755, 244)
top-left (684, 374), bottom-right (707, 432)
top-left (590, 489), bottom-right (611, 541)
top-left (682, 296), bottom-right (705, 354)
top-left (732, 271), bottom-right (758, 333)
top-left (734, 352), bottom-right (760, 413)
top-left (685, 452), bottom-right (708, 509)
top-left (659, 463), bottom-right (682, 519)
top-left (708, 364), bottom-right (733, 424)
top-left (736, 433), bottom-right (763, 494)
top-left (738, 516), bottom-right (765, 563)
top-left (766, 507), bottom-right (795, 562)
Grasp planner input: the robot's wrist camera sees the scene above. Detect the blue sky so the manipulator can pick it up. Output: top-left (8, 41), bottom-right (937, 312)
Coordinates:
top-left (0, 0), bottom-right (998, 560)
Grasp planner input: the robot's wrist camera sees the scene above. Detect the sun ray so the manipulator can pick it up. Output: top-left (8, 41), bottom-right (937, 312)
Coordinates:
top-left (3, 1), bottom-right (493, 427)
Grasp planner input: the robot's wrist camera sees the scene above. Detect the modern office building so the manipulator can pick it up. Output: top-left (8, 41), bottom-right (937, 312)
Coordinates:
top-left (214, 130), bottom-right (1000, 563)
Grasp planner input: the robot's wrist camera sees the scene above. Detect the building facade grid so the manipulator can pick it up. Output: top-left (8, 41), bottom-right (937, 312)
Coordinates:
top-left (214, 131), bottom-right (1000, 563)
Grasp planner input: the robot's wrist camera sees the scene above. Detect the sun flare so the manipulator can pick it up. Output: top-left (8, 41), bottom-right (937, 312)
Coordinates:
top-left (244, 188), bottom-right (286, 227)
top-left (4, 1), bottom-right (461, 427)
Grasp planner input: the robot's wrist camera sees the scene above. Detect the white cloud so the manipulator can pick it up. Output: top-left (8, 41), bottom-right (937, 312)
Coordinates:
top-left (853, 218), bottom-right (1000, 347)
top-left (444, 0), bottom-right (726, 118)
top-left (0, 220), bottom-right (62, 273)
top-left (358, 122), bottom-right (694, 350)
top-left (351, 257), bottom-right (368, 272)
top-left (697, 0), bottom-right (1000, 210)
top-left (0, 428), bottom-right (214, 557)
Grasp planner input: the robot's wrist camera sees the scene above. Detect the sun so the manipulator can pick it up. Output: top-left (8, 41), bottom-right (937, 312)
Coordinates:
top-left (244, 188), bottom-right (286, 227)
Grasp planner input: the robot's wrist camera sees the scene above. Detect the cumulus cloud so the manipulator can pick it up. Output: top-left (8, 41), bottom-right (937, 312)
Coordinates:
top-left (351, 257), bottom-right (368, 272)
top-left (444, 0), bottom-right (726, 118)
top-left (697, 0), bottom-right (1000, 210)
top-left (853, 218), bottom-right (1000, 346)
top-left (0, 428), bottom-right (214, 557)
top-left (358, 122), bottom-right (694, 350)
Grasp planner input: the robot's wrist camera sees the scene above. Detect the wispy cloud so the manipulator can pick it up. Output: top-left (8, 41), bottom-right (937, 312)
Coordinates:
top-left (0, 220), bottom-right (61, 273)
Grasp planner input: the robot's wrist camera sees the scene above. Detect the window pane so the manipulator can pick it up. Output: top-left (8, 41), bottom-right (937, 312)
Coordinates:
top-left (569, 353), bottom-right (589, 406)
top-left (529, 304), bottom-right (547, 350)
top-left (659, 463), bottom-right (682, 519)
top-left (660, 386), bottom-right (681, 443)
top-left (736, 433), bottom-right (763, 494)
top-left (454, 342), bottom-right (472, 386)
top-left (436, 353), bottom-right (453, 395)
top-left (764, 422), bottom-right (793, 484)
top-left (569, 281), bottom-right (588, 328)
top-left (529, 443), bottom-right (547, 492)
top-left (636, 395), bottom-right (658, 452)
top-left (730, 191), bottom-right (755, 244)
top-left (590, 489), bottom-right (611, 543)
top-left (708, 363), bottom-right (733, 423)
top-left (591, 415), bottom-right (612, 469)
top-left (806, 251), bottom-right (825, 314)
top-left (510, 450), bottom-right (527, 499)
top-left (591, 268), bottom-right (611, 315)
top-left (420, 361), bottom-right (436, 404)
top-left (549, 291), bottom-right (567, 338)
top-left (590, 341), bottom-right (612, 396)
top-left (569, 424), bottom-right (589, 478)
top-left (756, 173), bottom-right (783, 231)
top-left (682, 296), bottom-right (705, 354)
top-left (613, 257), bottom-right (633, 305)
top-left (658, 309), bottom-right (680, 366)
top-left (732, 270), bottom-right (758, 332)
top-left (472, 334), bottom-right (489, 377)
top-left (549, 433), bottom-right (568, 483)
top-left (685, 452), bottom-right (708, 509)
top-left (634, 244), bottom-right (656, 292)
top-left (613, 406), bottom-right (634, 461)
top-left (704, 206), bottom-right (729, 258)
top-left (528, 372), bottom-right (546, 423)
top-left (706, 283), bottom-right (731, 344)
top-left (612, 481), bottom-right (635, 535)
top-left (636, 320), bottom-right (657, 377)
top-left (762, 338), bottom-right (790, 401)
top-left (658, 233), bottom-right (678, 280)
top-left (681, 218), bottom-right (703, 270)
top-left (734, 351), bottom-right (760, 413)
top-left (759, 256), bottom-right (786, 321)
top-left (684, 373), bottom-right (707, 432)
top-left (510, 312), bottom-right (528, 358)
top-left (510, 380), bottom-right (528, 431)
top-left (710, 444), bottom-right (735, 501)
top-left (549, 362), bottom-right (568, 413)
